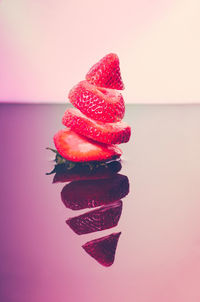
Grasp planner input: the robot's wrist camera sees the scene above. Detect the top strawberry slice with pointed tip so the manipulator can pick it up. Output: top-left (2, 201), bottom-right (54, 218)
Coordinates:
top-left (86, 53), bottom-right (124, 90)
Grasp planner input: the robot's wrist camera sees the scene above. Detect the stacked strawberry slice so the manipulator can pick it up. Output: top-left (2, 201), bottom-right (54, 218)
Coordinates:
top-left (54, 53), bottom-right (131, 162)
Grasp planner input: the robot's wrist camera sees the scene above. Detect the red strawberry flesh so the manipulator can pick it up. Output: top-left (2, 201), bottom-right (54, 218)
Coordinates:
top-left (53, 128), bottom-right (122, 162)
top-left (86, 53), bottom-right (124, 90)
top-left (62, 108), bottom-right (131, 145)
top-left (68, 80), bottom-right (125, 123)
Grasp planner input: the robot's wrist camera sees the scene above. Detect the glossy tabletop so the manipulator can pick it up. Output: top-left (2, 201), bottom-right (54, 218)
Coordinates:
top-left (0, 104), bottom-right (200, 302)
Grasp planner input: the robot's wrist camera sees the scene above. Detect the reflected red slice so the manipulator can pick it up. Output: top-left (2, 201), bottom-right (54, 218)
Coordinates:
top-left (61, 174), bottom-right (129, 210)
top-left (66, 201), bottom-right (122, 235)
top-left (82, 232), bottom-right (121, 267)
top-left (53, 160), bottom-right (122, 183)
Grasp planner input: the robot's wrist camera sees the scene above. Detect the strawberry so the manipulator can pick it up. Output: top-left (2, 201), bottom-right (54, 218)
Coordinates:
top-left (68, 80), bottom-right (125, 123)
top-left (61, 174), bottom-right (129, 210)
top-left (66, 201), bottom-right (122, 235)
top-left (62, 108), bottom-right (131, 145)
top-left (86, 53), bottom-right (124, 90)
top-left (53, 129), bottom-right (122, 162)
top-left (82, 232), bottom-right (121, 267)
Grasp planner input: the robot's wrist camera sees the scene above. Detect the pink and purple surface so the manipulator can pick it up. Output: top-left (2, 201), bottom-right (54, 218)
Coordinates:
top-left (0, 104), bottom-right (200, 302)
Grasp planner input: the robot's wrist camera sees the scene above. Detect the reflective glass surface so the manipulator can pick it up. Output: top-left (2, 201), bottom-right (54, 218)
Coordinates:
top-left (0, 104), bottom-right (200, 302)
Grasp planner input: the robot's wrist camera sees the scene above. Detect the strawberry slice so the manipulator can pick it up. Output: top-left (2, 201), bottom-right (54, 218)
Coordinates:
top-left (66, 201), bottom-right (122, 235)
top-left (53, 129), bottom-right (122, 162)
top-left (61, 174), bottom-right (129, 210)
top-left (82, 232), bottom-right (121, 267)
top-left (62, 108), bottom-right (131, 145)
top-left (68, 80), bottom-right (125, 123)
top-left (86, 53), bottom-right (124, 90)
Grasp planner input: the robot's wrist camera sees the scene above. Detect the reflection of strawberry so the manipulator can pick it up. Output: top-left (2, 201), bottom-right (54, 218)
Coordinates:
top-left (61, 174), bottom-right (129, 210)
top-left (82, 232), bottom-right (121, 267)
top-left (68, 80), bottom-right (125, 123)
top-left (66, 201), bottom-right (122, 235)
top-left (54, 129), bottom-right (122, 162)
top-left (86, 53), bottom-right (124, 90)
top-left (53, 160), bottom-right (122, 183)
top-left (62, 108), bottom-right (131, 145)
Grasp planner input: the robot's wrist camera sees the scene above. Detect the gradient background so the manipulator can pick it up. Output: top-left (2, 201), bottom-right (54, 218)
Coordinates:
top-left (0, 0), bottom-right (200, 104)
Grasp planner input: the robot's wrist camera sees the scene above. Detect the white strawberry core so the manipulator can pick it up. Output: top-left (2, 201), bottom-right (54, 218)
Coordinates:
top-left (97, 87), bottom-right (120, 103)
top-left (78, 142), bottom-right (99, 153)
top-left (69, 108), bottom-right (128, 131)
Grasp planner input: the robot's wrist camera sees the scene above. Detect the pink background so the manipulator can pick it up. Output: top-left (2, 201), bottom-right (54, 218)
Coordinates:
top-left (0, 0), bottom-right (200, 103)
